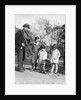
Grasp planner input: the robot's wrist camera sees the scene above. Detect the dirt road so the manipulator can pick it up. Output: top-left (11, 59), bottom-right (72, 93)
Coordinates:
top-left (15, 65), bottom-right (65, 84)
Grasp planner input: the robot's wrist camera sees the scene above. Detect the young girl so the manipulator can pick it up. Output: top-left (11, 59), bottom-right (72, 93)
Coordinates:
top-left (50, 45), bottom-right (60, 74)
top-left (37, 45), bottom-right (48, 73)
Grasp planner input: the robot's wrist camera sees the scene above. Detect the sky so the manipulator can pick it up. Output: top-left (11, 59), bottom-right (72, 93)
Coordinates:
top-left (15, 14), bottom-right (65, 29)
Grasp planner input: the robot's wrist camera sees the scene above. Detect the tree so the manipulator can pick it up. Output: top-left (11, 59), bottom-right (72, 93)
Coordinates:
top-left (30, 17), bottom-right (64, 47)
top-left (36, 17), bottom-right (51, 37)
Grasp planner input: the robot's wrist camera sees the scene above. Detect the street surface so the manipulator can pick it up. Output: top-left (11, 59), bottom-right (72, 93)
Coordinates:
top-left (15, 64), bottom-right (65, 84)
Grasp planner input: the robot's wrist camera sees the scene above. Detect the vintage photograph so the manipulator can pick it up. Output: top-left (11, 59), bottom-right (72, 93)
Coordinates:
top-left (15, 14), bottom-right (65, 84)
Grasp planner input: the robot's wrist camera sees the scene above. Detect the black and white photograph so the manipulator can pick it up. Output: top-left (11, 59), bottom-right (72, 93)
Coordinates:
top-left (5, 5), bottom-right (76, 95)
top-left (15, 14), bottom-right (65, 84)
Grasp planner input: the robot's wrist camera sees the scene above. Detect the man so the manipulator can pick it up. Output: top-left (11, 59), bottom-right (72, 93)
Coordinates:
top-left (15, 23), bottom-right (30, 72)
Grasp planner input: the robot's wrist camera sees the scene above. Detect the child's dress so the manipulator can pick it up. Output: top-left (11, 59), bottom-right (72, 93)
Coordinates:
top-left (50, 49), bottom-right (60, 64)
top-left (37, 49), bottom-right (47, 64)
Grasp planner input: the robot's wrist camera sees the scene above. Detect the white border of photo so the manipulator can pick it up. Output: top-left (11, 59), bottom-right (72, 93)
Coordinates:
top-left (5, 5), bottom-right (76, 95)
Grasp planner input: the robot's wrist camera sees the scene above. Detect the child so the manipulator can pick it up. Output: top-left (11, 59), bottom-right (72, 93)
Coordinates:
top-left (37, 45), bottom-right (47, 65)
top-left (31, 36), bottom-right (41, 71)
top-left (37, 45), bottom-right (48, 73)
top-left (50, 45), bottom-right (60, 74)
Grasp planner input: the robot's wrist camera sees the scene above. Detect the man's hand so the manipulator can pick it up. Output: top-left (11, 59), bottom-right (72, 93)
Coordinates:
top-left (22, 43), bottom-right (25, 47)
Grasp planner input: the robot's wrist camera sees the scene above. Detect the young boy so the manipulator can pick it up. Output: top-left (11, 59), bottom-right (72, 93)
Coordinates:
top-left (50, 45), bottom-right (60, 74)
top-left (31, 36), bottom-right (41, 71)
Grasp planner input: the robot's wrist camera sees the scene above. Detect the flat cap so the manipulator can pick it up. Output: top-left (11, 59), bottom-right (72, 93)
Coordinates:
top-left (23, 23), bottom-right (30, 29)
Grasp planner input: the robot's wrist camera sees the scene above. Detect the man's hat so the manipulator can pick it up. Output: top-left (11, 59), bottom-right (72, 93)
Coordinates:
top-left (23, 24), bottom-right (30, 29)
